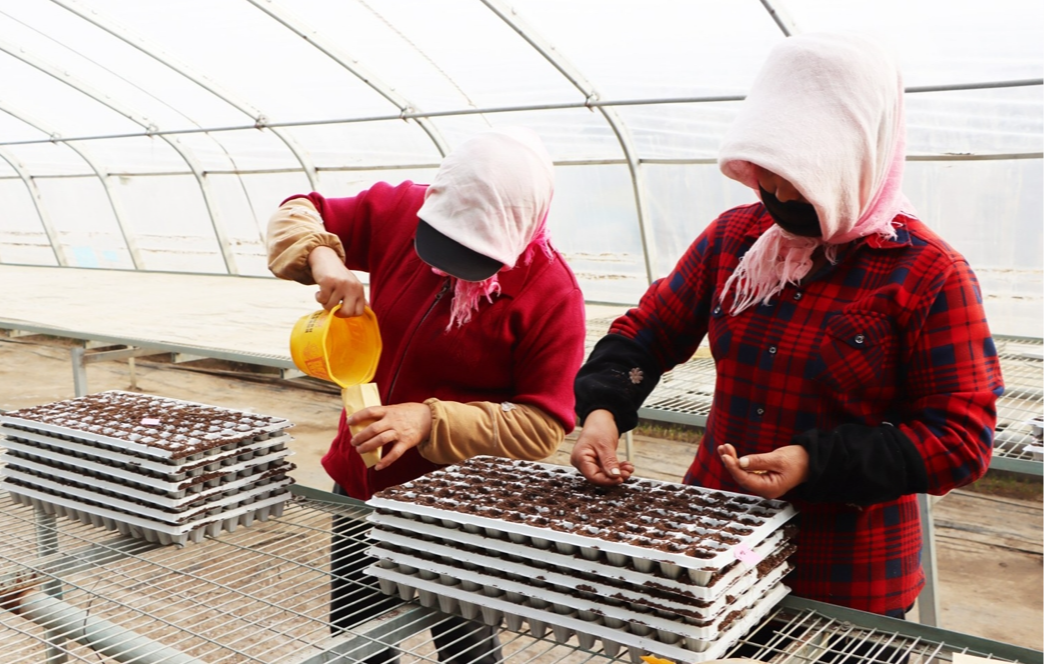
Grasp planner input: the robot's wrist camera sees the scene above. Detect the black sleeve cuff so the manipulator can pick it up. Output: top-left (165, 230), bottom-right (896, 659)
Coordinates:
top-left (792, 423), bottom-right (929, 504)
top-left (574, 334), bottom-right (662, 433)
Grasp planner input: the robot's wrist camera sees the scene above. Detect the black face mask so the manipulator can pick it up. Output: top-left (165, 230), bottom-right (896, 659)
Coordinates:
top-left (759, 185), bottom-right (821, 237)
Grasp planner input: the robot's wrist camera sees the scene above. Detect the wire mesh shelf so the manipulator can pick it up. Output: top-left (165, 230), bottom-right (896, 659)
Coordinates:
top-left (992, 336), bottom-right (1044, 471)
top-left (0, 486), bottom-right (1038, 664)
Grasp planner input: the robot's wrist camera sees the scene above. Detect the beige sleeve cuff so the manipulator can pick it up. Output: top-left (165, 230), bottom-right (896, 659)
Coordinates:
top-left (418, 399), bottom-right (565, 465)
top-left (266, 198), bottom-right (347, 284)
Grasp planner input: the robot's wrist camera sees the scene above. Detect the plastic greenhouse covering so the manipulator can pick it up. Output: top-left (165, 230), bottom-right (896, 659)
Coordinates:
top-left (0, 0), bottom-right (1040, 336)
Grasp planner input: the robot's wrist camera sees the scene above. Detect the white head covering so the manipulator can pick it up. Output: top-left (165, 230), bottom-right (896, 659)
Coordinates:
top-left (718, 32), bottom-right (912, 314)
top-left (417, 126), bottom-right (555, 270)
top-left (416, 126), bottom-right (556, 328)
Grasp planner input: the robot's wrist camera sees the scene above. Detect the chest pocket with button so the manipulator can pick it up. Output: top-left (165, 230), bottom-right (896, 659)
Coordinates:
top-left (814, 311), bottom-right (898, 395)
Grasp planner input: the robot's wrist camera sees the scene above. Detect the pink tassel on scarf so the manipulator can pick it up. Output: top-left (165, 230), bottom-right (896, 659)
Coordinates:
top-left (438, 223), bottom-right (555, 329)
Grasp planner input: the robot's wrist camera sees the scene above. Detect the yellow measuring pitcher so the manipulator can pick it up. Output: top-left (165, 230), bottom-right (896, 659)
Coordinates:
top-left (289, 304), bottom-right (385, 468)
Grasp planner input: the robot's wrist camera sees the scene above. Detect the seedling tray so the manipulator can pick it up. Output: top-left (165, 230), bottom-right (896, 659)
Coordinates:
top-left (0, 391), bottom-right (290, 460)
top-left (3, 470), bottom-right (294, 524)
top-left (368, 456), bottom-right (796, 585)
top-left (0, 426), bottom-right (290, 479)
top-left (1, 436), bottom-right (293, 497)
top-left (367, 539), bottom-right (791, 628)
top-left (368, 514), bottom-right (793, 603)
top-left (366, 565), bottom-right (789, 662)
top-left (7, 484), bottom-right (291, 546)
top-left (3, 455), bottom-right (294, 511)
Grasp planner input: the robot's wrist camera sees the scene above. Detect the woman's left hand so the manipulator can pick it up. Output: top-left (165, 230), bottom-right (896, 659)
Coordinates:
top-left (348, 403), bottom-right (432, 471)
top-left (718, 443), bottom-right (809, 499)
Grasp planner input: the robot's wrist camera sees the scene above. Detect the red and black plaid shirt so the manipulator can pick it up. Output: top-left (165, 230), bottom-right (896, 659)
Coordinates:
top-left (605, 203), bottom-right (1002, 615)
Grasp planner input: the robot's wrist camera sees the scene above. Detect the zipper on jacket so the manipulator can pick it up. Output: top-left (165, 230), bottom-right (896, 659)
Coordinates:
top-left (386, 277), bottom-right (451, 400)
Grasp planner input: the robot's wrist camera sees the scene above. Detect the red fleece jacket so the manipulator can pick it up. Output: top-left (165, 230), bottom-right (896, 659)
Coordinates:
top-left (291, 181), bottom-right (585, 499)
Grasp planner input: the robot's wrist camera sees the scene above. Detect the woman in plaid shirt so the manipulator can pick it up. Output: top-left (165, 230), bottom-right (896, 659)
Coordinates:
top-left (572, 32), bottom-right (1003, 617)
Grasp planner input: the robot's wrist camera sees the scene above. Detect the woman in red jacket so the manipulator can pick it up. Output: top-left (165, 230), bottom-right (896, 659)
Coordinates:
top-left (268, 127), bottom-right (585, 664)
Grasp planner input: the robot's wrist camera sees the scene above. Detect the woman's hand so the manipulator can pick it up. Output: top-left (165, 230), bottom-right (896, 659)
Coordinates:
top-left (570, 410), bottom-right (635, 486)
top-left (348, 403), bottom-right (432, 471)
top-left (309, 246), bottom-right (367, 317)
top-left (718, 443), bottom-right (809, 499)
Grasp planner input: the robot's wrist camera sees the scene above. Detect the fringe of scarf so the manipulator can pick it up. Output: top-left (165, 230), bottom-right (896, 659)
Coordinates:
top-left (438, 223), bottom-right (555, 330)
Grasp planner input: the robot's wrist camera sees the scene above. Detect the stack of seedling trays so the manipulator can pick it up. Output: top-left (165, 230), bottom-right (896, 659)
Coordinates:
top-left (365, 456), bottom-right (798, 663)
top-left (0, 390), bottom-right (296, 546)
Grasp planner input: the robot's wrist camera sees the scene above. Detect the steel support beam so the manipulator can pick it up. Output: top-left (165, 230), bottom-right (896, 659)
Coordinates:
top-left (759, 0), bottom-right (801, 36)
top-left (33, 510), bottom-right (66, 664)
top-left (51, 0), bottom-right (320, 195)
top-left (69, 345), bottom-right (157, 397)
top-left (0, 318), bottom-right (294, 370)
top-left (916, 492), bottom-right (940, 626)
top-left (281, 367), bottom-right (306, 380)
top-left (990, 454), bottom-right (1045, 476)
top-left (12, 592), bottom-right (205, 664)
top-left (0, 38), bottom-right (240, 274)
top-left (0, 101), bottom-right (143, 268)
top-left (3, 151), bottom-right (1040, 186)
top-left (296, 607), bottom-right (444, 664)
top-left (244, 0), bottom-right (450, 159)
top-left (0, 147), bottom-right (66, 266)
top-left (171, 353), bottom-right (207, 364)
top-left (480, 0), bottom-right (659, 285)
top-left (0, 80), bottom-right (1039, 150)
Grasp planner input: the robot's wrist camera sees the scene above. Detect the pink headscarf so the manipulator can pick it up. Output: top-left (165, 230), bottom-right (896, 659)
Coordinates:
top-left (417, 127), bottom-right (556, 328)
top-left (718, 32), bottom-right (914, 314)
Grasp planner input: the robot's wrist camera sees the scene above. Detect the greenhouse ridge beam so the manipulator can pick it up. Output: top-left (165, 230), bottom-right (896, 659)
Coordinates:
top-left (906, 80), bottom-right (1044, 93)
top-left (50, 0), bottom-right (320, 191)
top-left (480, 0), bottom-right (659, 285)
top-left (244, 0), bottom-right (450, 158)
top-left (0, 79), bottom-right (1038, 149)
top-left (0, 99), bottom-right (143, 269)
top-left (759, 0), bottom-right (799, 36)
top-left (0, 37), bottom-right (240, 274)
top-left (3, 151), bottom-right (1039, 185)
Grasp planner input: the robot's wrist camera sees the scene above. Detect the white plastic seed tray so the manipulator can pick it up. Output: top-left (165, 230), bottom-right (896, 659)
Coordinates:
top-left (369, 515), bottom-right (793, 604)
top-left (2, 454), bottom-right (295, 510)
top-left (368, 457), bottom-right (797, 585)
top-left (0, 424), bottom-right (289, 473)
top-left (7, 484), bottom-right (291, 546)
top-left (3, 469), bottom-right (294, 524)
top-left (1, 436), bottom-right (293, 497)
top-left (368, 538), bottom-right (791, 628)
top-left (369, 558), bottom-right (787, 653)
top-left (367, 565), bottom-right (789, 663)
top-left (0, 427), bottom-right (291, 482)
top-left (0, 391), bottom-right (291, 460)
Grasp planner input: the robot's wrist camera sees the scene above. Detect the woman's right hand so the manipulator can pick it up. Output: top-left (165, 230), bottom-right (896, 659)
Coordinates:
top-left (309, 246), bottom-right (367, 317)
top-left (570, 409), bottom-right (635, 486)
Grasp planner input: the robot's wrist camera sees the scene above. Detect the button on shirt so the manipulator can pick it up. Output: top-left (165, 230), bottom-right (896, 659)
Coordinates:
top-left (600, 203), bottom-right (1002, 615)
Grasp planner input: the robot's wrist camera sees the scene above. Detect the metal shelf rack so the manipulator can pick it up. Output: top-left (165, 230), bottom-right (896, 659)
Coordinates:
top-left (0, 486), bottom-right (1039, 664)
top-left (990, 336), bottom-right (1044, 475)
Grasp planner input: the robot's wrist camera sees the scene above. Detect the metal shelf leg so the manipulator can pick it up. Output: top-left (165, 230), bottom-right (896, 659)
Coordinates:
top-left (917, 492), bottom-right (940, 626)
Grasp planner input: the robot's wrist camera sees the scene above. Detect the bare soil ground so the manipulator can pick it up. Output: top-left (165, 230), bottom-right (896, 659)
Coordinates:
top-left (1, 335), bottom-right (1041, 651)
